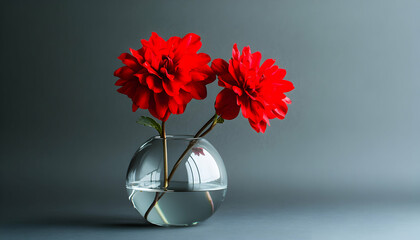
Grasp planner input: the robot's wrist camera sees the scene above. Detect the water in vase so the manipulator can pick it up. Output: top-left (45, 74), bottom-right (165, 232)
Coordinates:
top-left (127, 182), bottom-right (227, 226)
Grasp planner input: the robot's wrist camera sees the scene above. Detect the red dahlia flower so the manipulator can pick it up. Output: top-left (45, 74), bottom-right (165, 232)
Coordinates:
top-left (114, 32), bottom-right (215, 121)
top-left (211, 44), bottom-right (294, 133)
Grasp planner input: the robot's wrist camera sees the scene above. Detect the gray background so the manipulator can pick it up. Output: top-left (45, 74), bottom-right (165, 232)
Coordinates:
top-left (1, 0), bottom-right (420, 239)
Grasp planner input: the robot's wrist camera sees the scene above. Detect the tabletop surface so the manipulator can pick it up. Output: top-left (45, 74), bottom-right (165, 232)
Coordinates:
top-left (2, 200), bottom-right (420, 240)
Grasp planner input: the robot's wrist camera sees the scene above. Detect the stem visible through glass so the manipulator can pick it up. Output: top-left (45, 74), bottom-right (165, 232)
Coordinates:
top-left (143, 113), bottom-right (218, 221)
top-left (161, 121), bottom-right (168, 189)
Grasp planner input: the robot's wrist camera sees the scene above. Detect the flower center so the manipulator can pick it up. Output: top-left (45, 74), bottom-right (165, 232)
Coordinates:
top-left (160, 56), bottom-right (174, 74)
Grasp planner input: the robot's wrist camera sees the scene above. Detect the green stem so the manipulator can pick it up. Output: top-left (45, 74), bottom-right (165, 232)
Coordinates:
top-left (162, 121), bottom-right (168, 189)
top-left (167, 113), bottom-right (217, 182)
top-left (144, 121), bottom-right (168, 221)
top-left (194, 113), bottom-right (218, 137)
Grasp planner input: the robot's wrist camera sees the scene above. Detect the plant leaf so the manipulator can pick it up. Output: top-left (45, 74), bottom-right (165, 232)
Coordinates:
top-left (136, 116), bottom-right (162, 135)
top-left (217, 116), bottom-right (224, 124)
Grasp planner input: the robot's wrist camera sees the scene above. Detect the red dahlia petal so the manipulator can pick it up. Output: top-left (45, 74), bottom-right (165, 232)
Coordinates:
top-left (118, 53), bottom-right (139, 70)
top-left (248, 118), bottom-right (267, 133)
top-left (177, 103), bottom-right (187, 114)
top-left (283, 97), bottom-right (292, 104)
top-left (167, 36), bottom-right (181, 53)
top-left (134, 85), bottom-right (151, 109)
top-left (140, 39), bottom-right (149, 48)
top-left (114, 66), bottom-right (135, 79)
top-left (190, 71), bottom-right (209, 81)
top-left (134, 72), bottom-right (147, 85)
top-left (143, 48), bottom-right (154, 64)
top-left (218, 73), bottom-right (237, 88)
top-left (211, 59), bottom-right (229, 75)
top-left (259, 59), bottom-right (275, 74)
top-left (148, 99), bottom-right (158, 120)
top-left (249, 100), bottom-right (265, 122)
top-left (239, 63), bottom-right (250, 83)
top-left (173, 89), bottom-right (193, 105)
top-left (129, 48), bottom-right (144, 63)
top-left (251, 52), bottom-right (262, 69)
top-left (178, 33), bottom-right (202, 54)
top-left (162, 112), bottom-right (170, 121)
top-left (168, 98), bottom-right (179, 114)
top-left (270, 101), bottom-right (288, 119)
top-left (162, 78), bottom-right (180, 96)
top-left (275, 80), bottom-right (294, 92)
top-left (177, 53), bottom-right (211, 71)
top-left (132, 103), bottom-right (139, 112)
top-left (272, 108), bottom-right (286, 119)
top-left (191, 65), bottom-right (216, 84)
top-left (153, 93), bottom-right (170, 121)
top-left (115, 79), bottom-right (128, 86)
top-left (245, 75), bottom-right (259, 91)
top-left (194, 53), bottom-right (211, 67)
top-left (264, 65), bottom-right (279, 77)
top-left (232, 43), bottom-right (240, 60)
top-left (117, 80), bottom-right (137, 97)
top-left (149, 32), bottom-right (166, 48)
top-left (259, 120), bottom-right (267, 133)
top-left (183, 82), bottom-right (207, 100)
top-left (148, 98), bottom-right (169, 121)
top-left (142, 62), bottom-right (161, 78)
top-left (215, 88), bottom-right (240, 120)
top-left (232, 86), bottom-right (243, 96)
top-left (238, 95), bottom-right (250, 118)
top-left (174, 69), bottom-right (192, 83)
top-left (160, 68), bottom-right (175, 81)
top-left (273, 68), bottom-right (287, 80)
top-left (146, 75), bottom-right (163, 93)
top-left (168, 98), bottom-right (186, 115)
top-left (228, 59), bottom-right (240, 82)
top-left (240, 46), bottom-right (252, 68)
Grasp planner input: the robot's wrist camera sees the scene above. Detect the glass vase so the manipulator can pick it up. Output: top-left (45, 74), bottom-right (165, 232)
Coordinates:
top-left (126, 135), bottom-right (228, 227)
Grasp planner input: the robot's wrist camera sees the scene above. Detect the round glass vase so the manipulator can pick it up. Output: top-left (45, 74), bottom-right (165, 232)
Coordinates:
top-left (126, 135), bottom-right (228, 227)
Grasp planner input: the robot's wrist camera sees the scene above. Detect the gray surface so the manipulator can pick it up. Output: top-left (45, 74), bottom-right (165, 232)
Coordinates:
top-left (1, 0), bottom-right (420, 238)
top-left (2, 200), bottom-right (420, 240)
